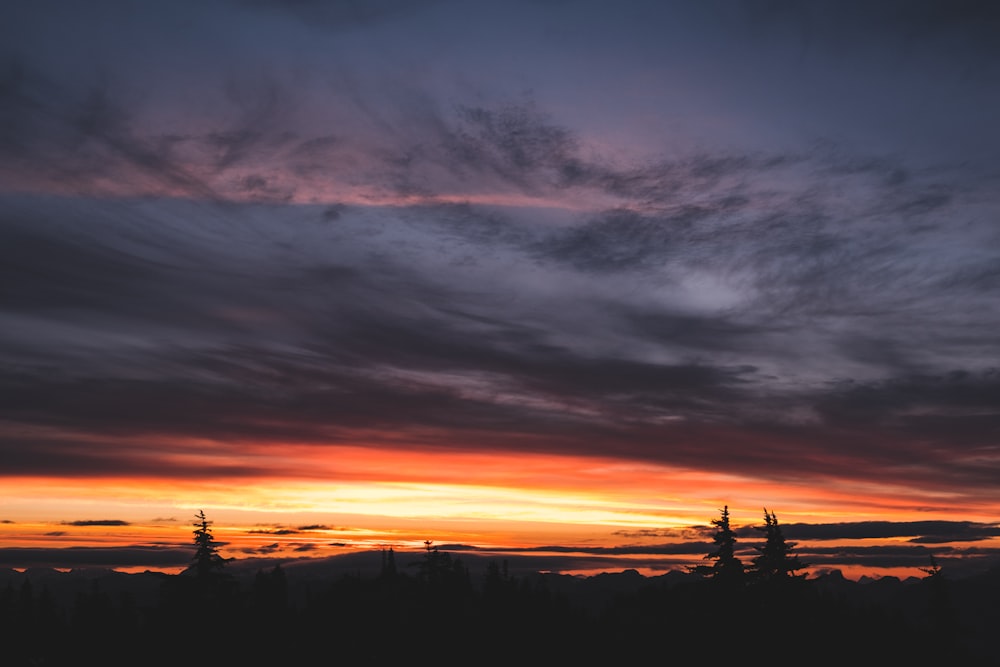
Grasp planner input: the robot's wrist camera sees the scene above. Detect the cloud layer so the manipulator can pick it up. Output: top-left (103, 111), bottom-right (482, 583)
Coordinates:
top-left (2, 0), bottom-right (999, 565)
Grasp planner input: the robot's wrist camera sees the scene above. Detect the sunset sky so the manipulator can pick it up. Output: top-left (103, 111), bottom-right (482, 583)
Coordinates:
top-left (3, 0), bottom-right (1000, 580)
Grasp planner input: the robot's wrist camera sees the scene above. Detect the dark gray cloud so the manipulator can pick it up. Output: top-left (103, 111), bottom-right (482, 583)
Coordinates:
top-left (63, 520), bottom-right (131, 527)
top-left (0, 58), bottom-right (221, 200)
top-left (1, 172), bottom-right (998, 495)
top-left (444, 102), bottom-right (589, 192)
top-left (0, 546), bottom-right (191, 569)
top-left (0, 163), bottom-right (997, 498)
top-left (248, 528), bottom-right (301, 535)
top-left (740, 520), bottom-right (1000, 543)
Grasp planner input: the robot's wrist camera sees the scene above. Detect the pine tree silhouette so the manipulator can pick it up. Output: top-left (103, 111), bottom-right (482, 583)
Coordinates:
top-left (692, 505), bottom-right (744, 585)
top-left (749, 508), bottom-right (806, 583)
top-left (186, 509), bottom-right (229, 579)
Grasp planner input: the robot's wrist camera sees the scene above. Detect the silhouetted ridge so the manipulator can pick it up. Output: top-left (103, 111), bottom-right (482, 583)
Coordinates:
top-left (0, 511), bottom-right (993, 665)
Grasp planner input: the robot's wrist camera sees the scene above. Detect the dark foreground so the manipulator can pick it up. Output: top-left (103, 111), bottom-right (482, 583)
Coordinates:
top-left (2, 551), bottom-right (998, 666)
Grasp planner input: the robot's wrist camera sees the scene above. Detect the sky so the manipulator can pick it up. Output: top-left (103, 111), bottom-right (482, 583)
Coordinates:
top-left (2, 0), bottom-right (1000, 580)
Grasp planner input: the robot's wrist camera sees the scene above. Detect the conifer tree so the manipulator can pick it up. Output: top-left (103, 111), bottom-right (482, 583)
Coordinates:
top-left (380, 547), bottom-right (398, 579)
top-left (692, 505), bottom-right (745, 584)
top-left (921, 554), bottom-right (959, 655)
top-left (750, 508), bottom-right (805, 582)
top-left (186, 509), bottom-right (229, 579)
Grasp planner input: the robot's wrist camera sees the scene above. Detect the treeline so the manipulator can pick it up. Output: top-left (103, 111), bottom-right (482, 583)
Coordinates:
top-left (0, 509), bottom-right (988, 665)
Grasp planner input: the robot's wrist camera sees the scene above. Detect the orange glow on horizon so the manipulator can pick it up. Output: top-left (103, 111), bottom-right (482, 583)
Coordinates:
top-left (5, 442), bottom-right (999, 527)
top-left (3, 442), bottom-right (999, 581)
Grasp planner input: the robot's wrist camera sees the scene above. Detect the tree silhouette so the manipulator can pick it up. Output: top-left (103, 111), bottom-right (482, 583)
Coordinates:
top-left (920, 554), bottom-right (963, 658)
top-left (162, 509), bottom-right (240, 659)
top-left (692, 505), bottom-right (744, 584)
top-left (186, 509), bottom-right (228, 579)
top-left (379, 546), bottom-right (398, 580)
top-left (749, 508), bottom-right (805, 583)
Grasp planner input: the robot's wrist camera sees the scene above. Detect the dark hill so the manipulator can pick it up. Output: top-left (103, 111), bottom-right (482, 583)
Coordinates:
top-left (2, 555), bottom-right (998, 665)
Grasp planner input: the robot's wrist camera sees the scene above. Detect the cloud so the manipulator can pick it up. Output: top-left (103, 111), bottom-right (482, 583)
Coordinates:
top-left (64, 520), bottom-right (131, 527)
top-left (1, 179), bottom-right (997, 500)
top-left (742, 520), bottom-right (1000, 542)
top-left (0, 58), bottom-right (221, 200)
top-left (443, 101), bottom-right (588, 192)
top-left (2, 0), bottom-right (999, 556)
top-left (0, 546), bottom-right (191, 568)
top-left (240, 542), bottom-right (282, 555)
